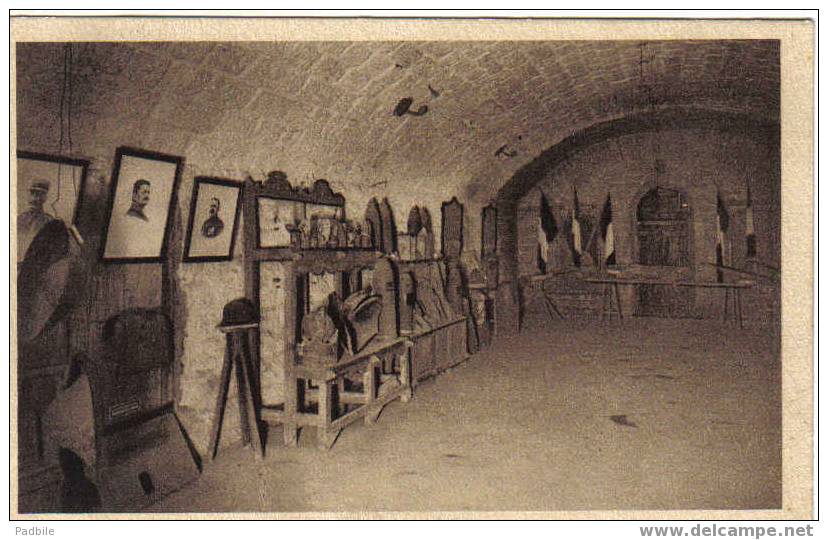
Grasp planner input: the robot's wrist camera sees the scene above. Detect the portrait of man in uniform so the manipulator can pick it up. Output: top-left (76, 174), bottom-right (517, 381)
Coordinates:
top-left (16, 152), bottom-right (89, 263)
top-left (200, 197), bottom-right (224, 238)
top-left (183, 177), bottom-right (242, 261)
top-left (100, 148), bottom-right (182, 262)
top-left (126, 179), bottom-right (151, 221)
top-left (17, 180), bottom-right (54, 260)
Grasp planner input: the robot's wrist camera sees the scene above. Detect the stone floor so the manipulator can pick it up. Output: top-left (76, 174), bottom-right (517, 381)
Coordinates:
top-left (149, 317), bottom-right (781, 514)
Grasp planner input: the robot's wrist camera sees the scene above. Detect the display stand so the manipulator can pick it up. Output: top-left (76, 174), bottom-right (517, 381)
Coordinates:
top-left (264, 337), bottom-right (413, 450)
top-left (208, 321), bottom-right (265, 460)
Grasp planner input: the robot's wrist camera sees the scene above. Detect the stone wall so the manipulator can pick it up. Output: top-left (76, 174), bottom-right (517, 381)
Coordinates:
top-left (516, 127), bottom-right (780, 321)
top-left (15, 43), bottom-right (459, 456)
top-left (14, 40), bottom-right (780, 456)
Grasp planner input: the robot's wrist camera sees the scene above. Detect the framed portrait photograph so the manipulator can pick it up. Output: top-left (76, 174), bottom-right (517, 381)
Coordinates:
top-left (100, 147), bottom-right (183, 263)
top-left (183, 177), bottom-right (242, 262)
top-left (16, 151), bottom-right (89, 261)
top-left (257, 197), bottom-right (303, 248)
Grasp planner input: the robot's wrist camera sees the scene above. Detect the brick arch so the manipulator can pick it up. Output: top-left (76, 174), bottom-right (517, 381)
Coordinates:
top-left (18, 41), bottom-right (778, 203)
top-left (493, 107), bottom-right (779, 288)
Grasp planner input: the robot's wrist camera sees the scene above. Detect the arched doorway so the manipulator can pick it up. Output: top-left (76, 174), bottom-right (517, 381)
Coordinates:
top-left (635, 187), bottom-right (692, 317)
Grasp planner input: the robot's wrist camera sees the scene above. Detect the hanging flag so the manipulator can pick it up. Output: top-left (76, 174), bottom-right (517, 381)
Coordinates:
top-left (571, 187), bottom-right (582, 266)
top-left (536, 217), bottom-right (548, 274)
top-left (536, 191), bottom-right (557, 274)
top-left (715, 190), bottom-right (729, 282)
top-left (745, 182), bottom-right (756, 258)
top-left (599, 193), bottom-right (616, 266)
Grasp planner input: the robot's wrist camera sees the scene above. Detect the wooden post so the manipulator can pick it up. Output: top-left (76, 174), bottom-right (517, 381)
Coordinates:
top-left (736, 288), bottom-right (744, 329)
top-left (283, 364), bottom-right (299, 447)
top-left (400, 343), bottom-right (413, 403)
top-left (613, 283), bottom-right (623, 320)
top-left (238, 335), bottom-right (265, 459)
top-left (208, 335), bottom-right (234, 461)
top-left (316, 375), bottom-right (339, 450)
top-left (363, 358), bottom-right (377, 424)
top-left (723, 287), bottom-right (730, 322)
top-left (234, 337), bottom-right (251, 447)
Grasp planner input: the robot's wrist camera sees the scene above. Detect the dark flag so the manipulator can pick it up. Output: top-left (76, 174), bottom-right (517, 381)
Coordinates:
top-left (536, 191), bottom-right (557, 274)
top-left (745, 183), bottom-right (756, 258)
top-left (599, 193), bottom-right (616, 266)
top-left (715, 191), bottom-right (729, 282)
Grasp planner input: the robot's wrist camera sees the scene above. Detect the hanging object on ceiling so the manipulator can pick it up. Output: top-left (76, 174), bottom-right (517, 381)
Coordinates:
top-left (393, 97), bottom-right (428, 117)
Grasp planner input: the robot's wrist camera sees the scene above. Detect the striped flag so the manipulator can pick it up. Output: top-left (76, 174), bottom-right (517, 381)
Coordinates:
top-left (745, 182), bottom-right (756, 258)
top-left (715, 191), bottom-right (729, 282)
top-left (537, 191), bottom-right (557, 274)
top-left (571, 187), bottom-right (582, 267)
top-left (599, 193), bottom-right (616, 266)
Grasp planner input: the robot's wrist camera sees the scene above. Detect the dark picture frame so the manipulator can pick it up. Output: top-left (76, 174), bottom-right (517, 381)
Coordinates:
top-left (99, 146), bottom-right (184, 264)
top-left (16, 151), bottom-right (90, 261)
top-left (183, 176), bottom-right (243, 262)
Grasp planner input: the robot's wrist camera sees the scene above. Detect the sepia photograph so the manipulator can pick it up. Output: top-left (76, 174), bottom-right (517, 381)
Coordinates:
top-left (183, 177), bottom-right (242, 262)
top-left (257, 196), bottom-right (299, 248)
top-left (8, 12), bottom-right (814, 526)
top-left (16, 151), bottom-right (88, 261)
top-left (99, 147), bottom-right (183, 262)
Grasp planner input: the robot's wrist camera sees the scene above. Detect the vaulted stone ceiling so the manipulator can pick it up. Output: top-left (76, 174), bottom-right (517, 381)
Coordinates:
top-left (15, 40), bottom-right (779, 206)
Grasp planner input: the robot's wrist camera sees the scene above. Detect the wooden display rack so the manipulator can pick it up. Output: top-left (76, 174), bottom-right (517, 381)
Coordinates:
top-left (241, 175), bottom-right (471, 450)
top-left (242, 174), bottom-right (415, 450)
top-left (262, 337), bottom-right (413, 450)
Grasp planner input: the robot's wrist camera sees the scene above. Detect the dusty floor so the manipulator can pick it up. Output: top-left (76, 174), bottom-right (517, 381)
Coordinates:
top-left (150, 317), bottom-right (781, 513)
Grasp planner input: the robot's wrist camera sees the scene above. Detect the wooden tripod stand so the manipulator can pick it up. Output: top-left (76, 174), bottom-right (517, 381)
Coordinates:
top-left (208, 322), bottom-right (265, 461)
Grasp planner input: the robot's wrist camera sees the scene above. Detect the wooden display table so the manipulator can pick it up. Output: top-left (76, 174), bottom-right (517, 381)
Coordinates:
top-left (582, 278), bottom-right (754, 328)
top-left (262, 337), bottom-right (413, 450)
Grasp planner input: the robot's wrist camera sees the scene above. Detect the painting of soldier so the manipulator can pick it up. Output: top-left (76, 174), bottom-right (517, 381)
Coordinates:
top-left (183, 177), bottom-right (242, 261)
top-left (16, 152), bottom-right (88, 262)
top-left (100, 147), bottom-right (182, 262)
